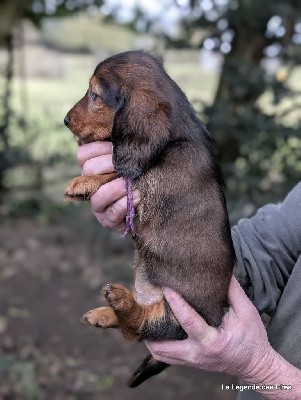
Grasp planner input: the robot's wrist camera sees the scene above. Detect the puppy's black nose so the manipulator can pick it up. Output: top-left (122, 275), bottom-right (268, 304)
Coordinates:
top-left (64, 115), bottom-right (70, 127)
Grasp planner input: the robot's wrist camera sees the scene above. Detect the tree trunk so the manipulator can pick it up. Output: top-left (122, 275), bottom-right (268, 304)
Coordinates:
top-left (0, 32), bottom-right (14, 150)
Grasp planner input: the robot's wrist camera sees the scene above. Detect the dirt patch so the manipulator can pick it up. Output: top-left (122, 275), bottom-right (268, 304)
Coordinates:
top-left (0, 210), bottom-right (236, 400)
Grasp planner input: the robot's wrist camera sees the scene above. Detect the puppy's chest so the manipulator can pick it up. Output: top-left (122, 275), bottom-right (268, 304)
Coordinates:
top-left (135, 174), bottom-right (173, 226)
top-left (133, 175), bottom-right (174, 259)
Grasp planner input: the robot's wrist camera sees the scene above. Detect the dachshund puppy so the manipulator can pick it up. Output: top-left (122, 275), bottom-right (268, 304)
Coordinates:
top-left (64, 51), bottom-right (235, 387)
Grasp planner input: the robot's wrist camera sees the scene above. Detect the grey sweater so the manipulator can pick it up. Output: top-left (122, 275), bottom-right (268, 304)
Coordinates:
top-left (232, 183), bottom-right (301, 399)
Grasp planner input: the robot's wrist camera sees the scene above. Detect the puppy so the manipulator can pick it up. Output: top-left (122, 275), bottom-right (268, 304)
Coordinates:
top-left (64, 51), bottom-right (235, 387)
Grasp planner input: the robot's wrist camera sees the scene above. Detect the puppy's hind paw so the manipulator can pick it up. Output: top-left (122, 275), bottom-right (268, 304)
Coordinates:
top-left (102, 284), bottom-right (134, 311)
top-left (82, 307), bottom-right (119, 328)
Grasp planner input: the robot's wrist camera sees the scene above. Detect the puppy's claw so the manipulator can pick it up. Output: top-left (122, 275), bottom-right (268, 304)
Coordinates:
top-left (102, 284), bottom-right (131, 311)
top-left (102, 284), bottom-right (113, 298)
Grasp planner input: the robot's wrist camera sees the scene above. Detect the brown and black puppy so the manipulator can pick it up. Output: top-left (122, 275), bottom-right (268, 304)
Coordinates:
top-left (64, 50), bottom-right (235, 387)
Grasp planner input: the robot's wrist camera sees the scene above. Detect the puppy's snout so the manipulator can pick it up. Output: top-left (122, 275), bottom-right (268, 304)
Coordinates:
top-left (64, 115), bottom-right (70, 128)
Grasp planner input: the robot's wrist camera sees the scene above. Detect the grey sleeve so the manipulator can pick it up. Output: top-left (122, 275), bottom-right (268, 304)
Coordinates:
top-left (232, 183), bottom-right (301, 315)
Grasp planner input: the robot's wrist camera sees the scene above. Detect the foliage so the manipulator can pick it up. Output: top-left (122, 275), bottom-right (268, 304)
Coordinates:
top-left (177, 0), bottom-right (301, 211)
top-left (41, 13), bottom-right (137, 54)
top-left (0, 0), bottom-right (105, 43)
top-left (0, 1), bottom-right (108, 202)
top-left (1, 0), bottom-right (301, 214)
top-left (118, 0), bottom-right (301, 210)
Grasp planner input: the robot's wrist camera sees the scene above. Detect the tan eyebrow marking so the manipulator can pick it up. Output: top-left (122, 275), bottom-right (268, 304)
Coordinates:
top-left (89, 76), bottom-right (104, 97)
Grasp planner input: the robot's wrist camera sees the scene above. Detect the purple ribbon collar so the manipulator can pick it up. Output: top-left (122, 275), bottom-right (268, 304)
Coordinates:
top-left (123, 179), bottom-right (136, 236)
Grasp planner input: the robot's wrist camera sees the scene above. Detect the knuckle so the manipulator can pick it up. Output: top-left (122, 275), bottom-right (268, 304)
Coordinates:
top-left (106, 204), bottom-right (123, 224)
top-left (98, 217), bottom-right (109, 228)
top-left (93, 213), bottom-right (106, 226)
top-left (112, 177), bottom-right (126, 194)
top-left (82, 162), bottom-right (92, 176)
top-left (82, 157), bottom-right (102, 176)
top-left (182, 317), bottom-right (197, 330)
top-left (77, 146), bottom-right (86, 164)
top-left (153, 350), bottom-right (165, 358)
top-left (148, 343), bottom-right (164, 357)
top-left (95, 214), bottom-right (114, 229)
top-left (90, 192), bottom-right (105, 212)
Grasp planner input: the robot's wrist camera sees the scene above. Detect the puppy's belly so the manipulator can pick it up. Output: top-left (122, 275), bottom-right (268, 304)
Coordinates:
top-left (134, 269), bottom-right (163, 306)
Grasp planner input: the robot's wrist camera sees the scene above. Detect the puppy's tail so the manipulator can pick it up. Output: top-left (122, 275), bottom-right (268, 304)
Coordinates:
top-left (128, 354), bottom-right (169, 388)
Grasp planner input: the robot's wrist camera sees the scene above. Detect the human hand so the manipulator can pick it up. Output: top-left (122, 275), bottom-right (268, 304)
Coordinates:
top-left (146, 277), bottom-right (275, 384)
top-left (77, 142), bottom-right (140, 233)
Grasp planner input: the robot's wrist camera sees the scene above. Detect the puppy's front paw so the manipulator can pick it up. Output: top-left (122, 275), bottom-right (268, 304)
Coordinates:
top-left (82, 307), bottom-right (119, 328)
top-left (65, 176), bottom-right (96, 201)
top-left (65, 172), bottom-right (118, 201)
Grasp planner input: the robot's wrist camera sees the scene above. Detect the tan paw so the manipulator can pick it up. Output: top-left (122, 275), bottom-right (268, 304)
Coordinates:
top-left (65, 176), bottom-right (98, 201)
top-left (102, 284), bottom-right (134, 311)
top-left (82, 307), bottom-right (119, 328)
top-left (65, 173), bottom-right (118, 201)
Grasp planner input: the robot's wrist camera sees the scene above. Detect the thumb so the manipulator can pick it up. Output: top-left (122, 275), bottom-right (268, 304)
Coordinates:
top-left (228, 276), bottom-right (254, 318)
top-left (163, 287), bottom-right (216, 341)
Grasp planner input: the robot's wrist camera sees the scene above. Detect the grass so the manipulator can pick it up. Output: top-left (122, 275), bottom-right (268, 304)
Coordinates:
top-left (5, 44), bottom-right (218, 175)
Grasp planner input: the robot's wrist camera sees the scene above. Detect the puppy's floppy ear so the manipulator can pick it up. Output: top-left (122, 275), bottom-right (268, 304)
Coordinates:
top-left (99, 77), bottom-right (124, 109)
top-left (111, 89), bottom-right (171, 179)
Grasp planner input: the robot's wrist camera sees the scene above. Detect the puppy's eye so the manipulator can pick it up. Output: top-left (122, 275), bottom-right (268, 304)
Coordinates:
top-left (90, 91), bottom-right (98, 101)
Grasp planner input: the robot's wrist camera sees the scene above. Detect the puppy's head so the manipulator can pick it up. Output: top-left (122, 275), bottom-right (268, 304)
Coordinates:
top-left (65, 51), bottom-right (172, 179)
top-left (64, 73), bottom-right (122, 144)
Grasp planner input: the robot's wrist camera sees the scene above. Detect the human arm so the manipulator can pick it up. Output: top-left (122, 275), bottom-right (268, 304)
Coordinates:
top-left (233, 183), bottom-right (301, 315)
top-left (146, 277), bottom-right (301, 399)
top-left (77, 141), bottom-right (140, 233)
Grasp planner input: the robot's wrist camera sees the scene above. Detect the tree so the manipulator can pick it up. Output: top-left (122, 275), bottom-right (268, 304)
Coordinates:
top-left (0, 0), bottom-right (105, 200)
top-left (1, 0), bottom-right (301, 211)
top-left (177, 0), bottom-right (301, 211)
top-left (109, 0), bottom-right (301, 210)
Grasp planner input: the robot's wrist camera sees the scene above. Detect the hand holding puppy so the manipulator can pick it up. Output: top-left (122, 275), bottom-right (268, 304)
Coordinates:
top-left (77, 141), bottom-right (140, 233)
top-left (146, 277), bottom-right (301, 399)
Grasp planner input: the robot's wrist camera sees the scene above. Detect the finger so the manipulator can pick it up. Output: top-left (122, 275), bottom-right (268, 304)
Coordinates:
top-left (82, 154), bottom-right (115, 176)
top-left (146, 339), bottom-right (190, 360)
top-left (95, 196), bottom-right (128, 228)
top-left (145, 340), bottom-right (189, 366)
top-left (163, 288), bottom-right (215, 341)
top-left (227, 276), bottom-right (253, 318)
top-left (91, 189), bottom-right (140, 228)
top-left (93, 209), bottom-right (126, 231)
top-left (148, 351), bottom-right (181, 366)
top-left (90, 178), bottom-right (126, 213)
top-left (77, 142), bottom-right (113, 167)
